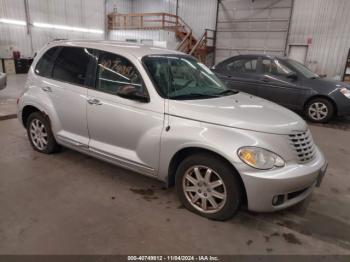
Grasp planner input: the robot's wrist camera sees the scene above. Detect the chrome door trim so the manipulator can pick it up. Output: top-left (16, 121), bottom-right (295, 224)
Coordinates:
top-left (89, 147), bottom-right (155, 176)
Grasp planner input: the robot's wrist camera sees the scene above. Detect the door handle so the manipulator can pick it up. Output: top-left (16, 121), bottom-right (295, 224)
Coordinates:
top-left (87, 98), bottom-right (102, 105)
top-left (42, 86), bottom-right (52, 92)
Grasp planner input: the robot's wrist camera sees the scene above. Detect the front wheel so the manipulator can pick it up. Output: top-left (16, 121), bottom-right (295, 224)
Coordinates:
top-left (305, 98), bottom-right (334, 123)
top-left (175, 153), bottom-right (242, 221)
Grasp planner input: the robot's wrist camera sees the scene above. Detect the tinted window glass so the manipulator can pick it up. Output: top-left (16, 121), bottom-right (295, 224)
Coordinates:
top-left (35, 47), bottom-right (59, 77)
top-left (262, 59), bottom-right (293, 76)
top-left (52, 47), bottom-right (92, 86)
top-left (284, 59), bottom-right (318, 79)
top-left (96, 51), bottom-right (145, 95)
top-left (226, 58), bottom-right (257, 73)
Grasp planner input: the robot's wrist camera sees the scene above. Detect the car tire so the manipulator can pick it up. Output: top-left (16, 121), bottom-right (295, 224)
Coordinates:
top-left (305, 98), bottom-right (334, 123)
top-left (26, 112), bottom-right (61, 154)
top-left (175, 153), bottom-right (242, 221)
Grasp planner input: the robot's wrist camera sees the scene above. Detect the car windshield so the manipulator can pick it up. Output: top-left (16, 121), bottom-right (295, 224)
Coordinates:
top-left (284, 58), bottom-right (319, 79)
top-left (142, 55), bottom-right (237, 100)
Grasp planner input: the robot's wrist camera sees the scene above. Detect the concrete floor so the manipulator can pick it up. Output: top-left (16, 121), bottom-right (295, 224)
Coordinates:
top-left (0, 75), bottom-right (350, 255)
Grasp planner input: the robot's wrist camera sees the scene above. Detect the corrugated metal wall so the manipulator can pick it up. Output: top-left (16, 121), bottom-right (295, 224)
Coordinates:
top-left (107, 0), bottom-right (132, 13)
top-left (0, 0), bottom-right (105, 57)
top-left (215, 0), bottom-right (293, 63)
top-left (0, 0), bottom-right (30, 57)
top-left (288, 0), bottom-right (350, 79)
top-left (132, 0), bottom-right (176, 14)
top-left (177, 0), bottom-right (217, 39)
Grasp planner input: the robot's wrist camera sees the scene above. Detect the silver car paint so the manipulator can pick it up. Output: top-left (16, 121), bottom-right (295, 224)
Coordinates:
top-left (18, 40), bottom-right (327, 212)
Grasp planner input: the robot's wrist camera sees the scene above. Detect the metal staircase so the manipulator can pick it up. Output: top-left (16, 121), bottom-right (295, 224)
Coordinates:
top-left (107, 12), bottom-right (216, 64)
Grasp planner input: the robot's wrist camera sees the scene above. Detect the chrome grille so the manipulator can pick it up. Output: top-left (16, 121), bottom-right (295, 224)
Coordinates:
top-left (288, 130), bottom-right (316, 163)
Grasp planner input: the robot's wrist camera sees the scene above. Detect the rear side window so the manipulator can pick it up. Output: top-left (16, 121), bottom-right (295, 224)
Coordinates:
top-left (262, 59), bottom-right (293, 76)
top-left (226, 58), bottom-right (258, 73)
top-left (35, 47), bottom-right (60, 78)
top-left (52, 47), bottom-right (92, 86)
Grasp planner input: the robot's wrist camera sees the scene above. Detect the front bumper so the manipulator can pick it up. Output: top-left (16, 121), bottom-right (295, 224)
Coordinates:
top-left (238, 147), bottom-right (327, 212)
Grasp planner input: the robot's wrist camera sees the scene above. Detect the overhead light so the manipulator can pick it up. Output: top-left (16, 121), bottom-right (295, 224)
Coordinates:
top-left (0, 18), bottom-right (26, 26)
top-left (33, 22), bottom-right (103, 34)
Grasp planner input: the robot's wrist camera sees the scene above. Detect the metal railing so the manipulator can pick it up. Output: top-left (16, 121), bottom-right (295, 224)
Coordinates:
top-left (108, 12), bottom-right (188, 31)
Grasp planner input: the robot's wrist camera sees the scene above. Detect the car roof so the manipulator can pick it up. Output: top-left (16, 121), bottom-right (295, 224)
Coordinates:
top-left (44, 39), bottom-right (184, 59)
top-left (216, 54), bottom-right (288, 65)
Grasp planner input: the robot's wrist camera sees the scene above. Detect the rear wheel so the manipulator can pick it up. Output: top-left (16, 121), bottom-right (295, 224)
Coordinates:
top-left (305, 98), bottom-right (334, 123)
top-left (175, 153), bottom-right (242, 221)
top-left (26, 112), bottom-right (60, 154)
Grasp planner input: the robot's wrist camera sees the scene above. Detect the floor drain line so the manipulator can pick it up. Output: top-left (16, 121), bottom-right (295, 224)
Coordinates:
top-left (0, 114), bottom-right (17, 121)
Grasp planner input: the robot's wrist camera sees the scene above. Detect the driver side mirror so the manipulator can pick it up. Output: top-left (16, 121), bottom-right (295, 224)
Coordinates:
top-left (286, 72), bottom-right (298, 81)
top-left (116, 85), bottom-right (150, 103)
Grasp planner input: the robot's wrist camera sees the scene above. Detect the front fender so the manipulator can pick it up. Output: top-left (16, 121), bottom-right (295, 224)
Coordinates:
top-left (158, 116), bottom-right (258, 183)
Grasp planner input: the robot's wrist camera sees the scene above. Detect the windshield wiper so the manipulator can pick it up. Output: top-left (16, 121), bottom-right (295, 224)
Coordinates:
top-left (169, 93), bottom-right (218, 100)
top-left (217, 89), bottom-right (239, 96)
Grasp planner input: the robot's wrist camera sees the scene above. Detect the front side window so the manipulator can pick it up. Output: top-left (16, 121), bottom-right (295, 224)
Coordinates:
top-left (96, 51), bottom-right (145, 95)
top-left (284, 58), bottom-right (319, 79)
top-left (35, 47), bottom-right (60, 78)
top-left (143, 55), bottom-right (235, 100)
top-left (225, 58), bottom-right (258, 73)
top-left (52, 47), bottom-right (92, 86)
top-left (262, 59), bottom-right (293, 77)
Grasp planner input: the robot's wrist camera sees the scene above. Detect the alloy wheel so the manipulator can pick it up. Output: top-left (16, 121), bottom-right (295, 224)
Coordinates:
top-left (29, 119), bottom-right (48, 150)
top-left (308, 102), bottom-right (328, 121)
top-left (182, 165), bottom-right (227, 214)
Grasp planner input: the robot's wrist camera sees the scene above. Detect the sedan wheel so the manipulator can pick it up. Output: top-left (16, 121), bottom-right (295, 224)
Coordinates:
top-left (305, 98), bottom-right (334, 123)
top-left (183, 166), bottom-right (227, 214)
top-left (308, 102), bottom-right (328, 121)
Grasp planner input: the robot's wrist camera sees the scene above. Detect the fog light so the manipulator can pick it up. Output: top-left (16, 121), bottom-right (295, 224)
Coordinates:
top-left (272, 194), bottom-right (284, 206)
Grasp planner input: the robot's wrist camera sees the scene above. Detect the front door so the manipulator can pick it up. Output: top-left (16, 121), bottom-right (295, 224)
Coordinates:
top-left (256, 58), bottom-right (307, 109)
top-left (86, 50), bottom-right (164, 176)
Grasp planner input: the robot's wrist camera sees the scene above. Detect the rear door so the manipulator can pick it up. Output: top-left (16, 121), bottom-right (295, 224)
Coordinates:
top-left (256, 57), bottom-right (308, 109)
top-left (214, 56), bottom-right (260, 95)
top-left (42, 46), bottom-right (93, 147)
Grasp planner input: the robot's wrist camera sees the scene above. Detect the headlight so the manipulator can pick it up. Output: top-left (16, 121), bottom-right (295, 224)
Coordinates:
top-left (340, 88), bottom-right (350, 99)
top-left (238, 147), bottom-right (285, 170)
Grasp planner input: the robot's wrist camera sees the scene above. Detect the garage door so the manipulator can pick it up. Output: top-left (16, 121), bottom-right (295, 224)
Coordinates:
top-left (215, 0), bottom-right (293, 63)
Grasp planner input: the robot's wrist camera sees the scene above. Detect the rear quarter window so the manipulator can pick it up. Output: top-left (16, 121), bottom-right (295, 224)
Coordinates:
top-left (35, 47), bottom-right (60, 78)
top-left (52, 47), bottom-right (92, 86)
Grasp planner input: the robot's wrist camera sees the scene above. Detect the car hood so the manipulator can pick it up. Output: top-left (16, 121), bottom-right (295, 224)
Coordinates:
top-left (168, 92), bottom-right (308, 135)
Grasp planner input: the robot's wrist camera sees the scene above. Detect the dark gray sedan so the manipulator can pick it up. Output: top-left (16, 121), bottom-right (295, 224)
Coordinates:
top-left (212, 55), bottom-right (350, 123)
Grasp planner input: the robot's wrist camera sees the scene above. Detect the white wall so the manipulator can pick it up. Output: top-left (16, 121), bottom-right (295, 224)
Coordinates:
top-left (0, 0), bottom-right (30, 57)
top-left (288, 0), bottom-right (350, 79)
top-left (107, 0), bottom-right (132, 13)
top-left (0, 0), bottom-right (105, 57)
top-left (215, 0), bottom-right (293, 63)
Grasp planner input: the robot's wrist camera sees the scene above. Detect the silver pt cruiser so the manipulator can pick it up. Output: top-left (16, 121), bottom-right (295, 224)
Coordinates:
top-left (17, 40), bottom-right (328, 220)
